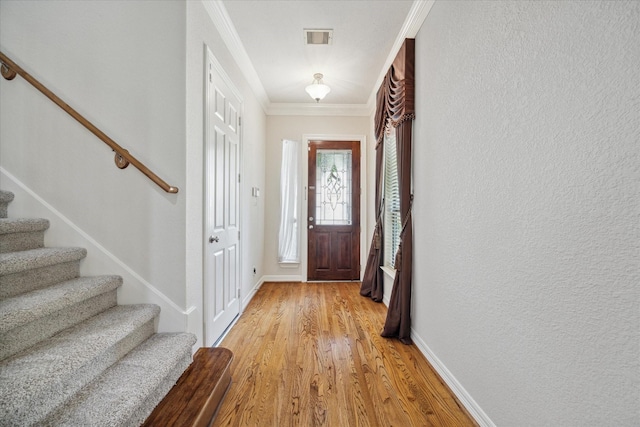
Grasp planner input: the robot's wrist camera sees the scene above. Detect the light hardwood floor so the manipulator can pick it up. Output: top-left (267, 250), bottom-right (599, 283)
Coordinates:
top-left (212, 282), bottom-right (478, 427)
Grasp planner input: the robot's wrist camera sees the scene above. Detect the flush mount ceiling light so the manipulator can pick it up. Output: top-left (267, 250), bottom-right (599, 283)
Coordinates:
top-left (305, 73), bottom-right (331, 103)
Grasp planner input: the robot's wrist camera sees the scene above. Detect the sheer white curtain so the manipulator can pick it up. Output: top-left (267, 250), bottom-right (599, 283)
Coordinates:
top-left (278, 139), bottom-right (300, 263)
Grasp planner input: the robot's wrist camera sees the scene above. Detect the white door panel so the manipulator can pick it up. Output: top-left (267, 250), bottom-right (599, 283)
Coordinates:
top-left (205, 48), bottom-right (241, 345)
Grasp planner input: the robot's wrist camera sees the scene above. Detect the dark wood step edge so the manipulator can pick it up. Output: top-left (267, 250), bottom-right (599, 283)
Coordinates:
top-left (142, 347), bottom-right (234, 427)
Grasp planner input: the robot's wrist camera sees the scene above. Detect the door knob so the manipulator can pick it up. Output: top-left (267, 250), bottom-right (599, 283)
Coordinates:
top-left (309, 216), bottom-right (314, 221)
top-left (209, 235), bottom-right (220, 243)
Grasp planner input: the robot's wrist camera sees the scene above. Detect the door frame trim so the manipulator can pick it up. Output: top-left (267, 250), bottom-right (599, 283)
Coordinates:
top-left (301, 134), bottom-right (367, 282)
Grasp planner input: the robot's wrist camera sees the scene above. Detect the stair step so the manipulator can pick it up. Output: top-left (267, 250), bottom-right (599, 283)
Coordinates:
top-left (0, 304), bottom-right (160, 426)
top-left (0, 247), bottom-right (86, 275)
top-left (42, 333), bottom-right (197, 427)
top-left (0, 217), bottom-right (50, 253)
top-left (142, 347), bottom-right (234, 427)
top-left (0, 191), bottom-right (13, 218)
top-left (0, 275), bottom-right (122, 361)
top-left (0, 247), bottom-right (86, 299)
top-left (0, 191), bottom-right (200, 426)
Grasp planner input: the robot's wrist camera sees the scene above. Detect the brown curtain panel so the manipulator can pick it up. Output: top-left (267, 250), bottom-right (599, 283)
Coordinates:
top-left (381, 120), bottom-right (413, 344)
top-left (361, 38), bottom-right (415, 344)
top-left (359, 138), bottom-right (384, 301)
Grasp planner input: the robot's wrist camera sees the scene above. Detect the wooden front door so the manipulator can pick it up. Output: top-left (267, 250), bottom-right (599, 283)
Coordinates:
top-left (307, 140), bottom-right (360, 280)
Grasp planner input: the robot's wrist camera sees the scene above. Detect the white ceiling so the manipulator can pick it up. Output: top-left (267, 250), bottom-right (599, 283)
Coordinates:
top-left (211, 0), bottom-right (433, 115)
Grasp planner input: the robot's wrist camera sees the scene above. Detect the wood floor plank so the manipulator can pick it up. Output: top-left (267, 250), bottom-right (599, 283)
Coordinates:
top-left (212, 282), bottom-right (478, 427)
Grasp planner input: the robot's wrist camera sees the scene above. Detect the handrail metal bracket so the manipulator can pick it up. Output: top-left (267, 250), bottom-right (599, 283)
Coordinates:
top-left (1, 62), bottom-right (17, 80)
top-left (114, 150), bottom-right (130, 169)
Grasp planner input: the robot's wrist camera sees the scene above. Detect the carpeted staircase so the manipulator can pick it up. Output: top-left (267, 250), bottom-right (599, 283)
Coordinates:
top-left (0, 190), bottom-right (198, 426)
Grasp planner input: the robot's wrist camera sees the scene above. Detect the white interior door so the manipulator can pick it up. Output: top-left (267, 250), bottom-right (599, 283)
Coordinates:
top-left (204, 48), bottom-right (241, 345)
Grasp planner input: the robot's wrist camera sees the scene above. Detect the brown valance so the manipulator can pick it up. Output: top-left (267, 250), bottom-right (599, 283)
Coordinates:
top-left (374, 39), bottom-right (415, 145)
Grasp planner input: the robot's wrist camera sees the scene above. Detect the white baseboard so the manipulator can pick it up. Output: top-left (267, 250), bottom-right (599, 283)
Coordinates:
top-left (261, 274), bottom-right (303, 283)
top-left (374, 276), bottom-right (493, 427)
top-left (242, 275), bottom-right (266, 308)
top-left (410, 330), bottom-right (496, 427)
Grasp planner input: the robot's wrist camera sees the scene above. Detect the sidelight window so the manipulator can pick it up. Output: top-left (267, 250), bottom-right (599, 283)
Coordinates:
top-left (278, 139), bottom-right (300, 263)
top-left (384, 131), bottom-right (401, 269)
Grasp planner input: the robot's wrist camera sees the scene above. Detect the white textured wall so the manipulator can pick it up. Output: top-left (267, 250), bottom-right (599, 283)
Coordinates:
top-left (264, 115), bottom-right (371, 279)
top-left (412, 1), bottom-right (639, 425)
top-left (0, 1), bottom-right (188, 311)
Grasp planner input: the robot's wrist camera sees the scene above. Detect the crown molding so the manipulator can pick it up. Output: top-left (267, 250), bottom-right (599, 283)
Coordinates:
top-left (204, 0), bottom-right (433, 117)
top-left (267, 103), bottom-right (371, 117)
top-left (404, 0), bottom-right (436, 38)
top-left (202, 0), bottom-right (270, 112)
top-left (366, 0), bottom-right (435, 108)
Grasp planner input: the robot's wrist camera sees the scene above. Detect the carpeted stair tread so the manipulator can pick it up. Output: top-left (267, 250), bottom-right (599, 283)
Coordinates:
top-left (0, 217), bottom-right (50, 234)
top-left (0, 275), bottom-right (122, 361)
top-left (0, 275), bottom-right (122, 332)
top-left (0, 246), bottom-right (87, 276)
top-left (0, 217), bottom-right (50, 253)
top-left (43, 333), bottom-right (197, 427)
top-left (0, 217), bottom-right (50, 236)
top-left (0, 304), bottom-right (160, 425)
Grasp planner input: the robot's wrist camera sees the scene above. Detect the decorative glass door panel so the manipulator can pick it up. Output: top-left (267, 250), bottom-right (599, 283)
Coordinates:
top-left (315, 149), bottom-right (353, 225)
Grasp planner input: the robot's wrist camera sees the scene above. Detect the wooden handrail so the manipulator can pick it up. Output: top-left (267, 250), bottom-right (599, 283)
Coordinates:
top-left (0, 51), bottom-right (178, 194)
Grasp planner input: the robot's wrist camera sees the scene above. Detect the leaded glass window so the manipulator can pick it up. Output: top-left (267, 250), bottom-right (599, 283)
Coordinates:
top-left (315, 149), bottom-right (352, 225)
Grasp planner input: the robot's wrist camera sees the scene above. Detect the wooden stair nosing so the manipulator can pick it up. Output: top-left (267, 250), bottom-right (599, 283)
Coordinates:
top-left (142, 347), bottom-right (234, 427)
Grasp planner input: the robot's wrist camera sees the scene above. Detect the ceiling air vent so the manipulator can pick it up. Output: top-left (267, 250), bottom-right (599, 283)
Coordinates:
top-left (304, 29), bottom-right (333, 45)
